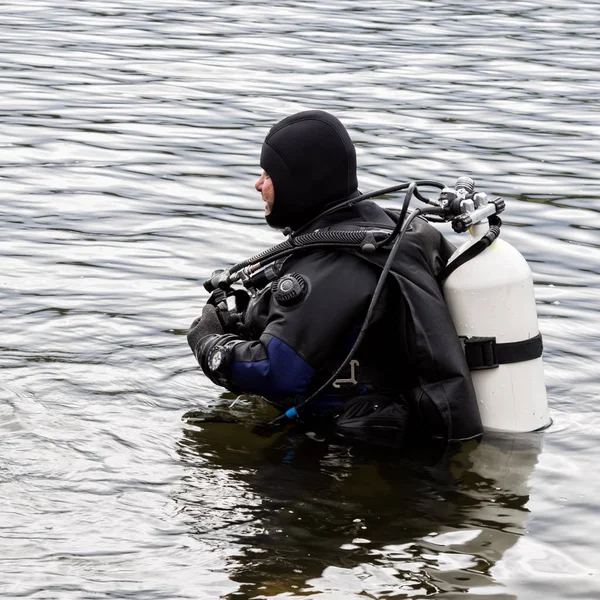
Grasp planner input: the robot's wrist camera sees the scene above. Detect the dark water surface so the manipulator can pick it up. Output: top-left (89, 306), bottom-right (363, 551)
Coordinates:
top-left (1, 1), bottom-right (599, 598)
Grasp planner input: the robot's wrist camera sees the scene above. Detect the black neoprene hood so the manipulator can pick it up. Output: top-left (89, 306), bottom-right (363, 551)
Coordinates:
top-left (260, 110), bottom-right (358, 230)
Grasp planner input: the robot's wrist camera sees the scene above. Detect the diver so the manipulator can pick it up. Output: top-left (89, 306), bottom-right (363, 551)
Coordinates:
top-left (187, 110), bottom-right (483, 448)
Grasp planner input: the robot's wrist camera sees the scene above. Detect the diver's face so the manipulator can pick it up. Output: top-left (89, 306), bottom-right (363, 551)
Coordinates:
top-left (255, 171), bottom-right (275, 216)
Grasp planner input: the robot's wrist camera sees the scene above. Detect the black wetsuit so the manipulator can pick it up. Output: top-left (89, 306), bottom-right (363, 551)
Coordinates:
top-left (193, 200), bottom-right (482, 446)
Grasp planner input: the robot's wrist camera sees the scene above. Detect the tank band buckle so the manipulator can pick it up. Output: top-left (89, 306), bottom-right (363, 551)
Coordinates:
top-left (464, 337), bottom-right (499, 370)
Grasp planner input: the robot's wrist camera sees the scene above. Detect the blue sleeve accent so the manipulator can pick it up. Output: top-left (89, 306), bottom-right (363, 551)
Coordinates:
top-left (230, 336), bottom-right (315, 398)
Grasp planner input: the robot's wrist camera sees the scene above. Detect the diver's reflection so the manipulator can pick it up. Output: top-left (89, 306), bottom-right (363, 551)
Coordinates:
top-left (175, 399), bottom-right (543, 599)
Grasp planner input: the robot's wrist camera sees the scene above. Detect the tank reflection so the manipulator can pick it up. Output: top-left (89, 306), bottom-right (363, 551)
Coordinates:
top-left (175, 396), bottom-right (543, 599)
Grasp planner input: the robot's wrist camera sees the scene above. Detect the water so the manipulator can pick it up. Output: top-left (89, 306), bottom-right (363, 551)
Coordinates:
top-left (1, 1), bottom-right (599, 598)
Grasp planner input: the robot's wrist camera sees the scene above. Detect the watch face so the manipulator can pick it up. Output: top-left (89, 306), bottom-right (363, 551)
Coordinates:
top-left (209, 347), bottom-right (224, 371)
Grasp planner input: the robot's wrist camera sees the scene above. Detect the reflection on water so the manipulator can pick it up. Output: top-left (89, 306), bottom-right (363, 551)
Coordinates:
top-left (177, 402), bottom-right (543, 599)
top-left (1, 0), bottom-right (600, 598)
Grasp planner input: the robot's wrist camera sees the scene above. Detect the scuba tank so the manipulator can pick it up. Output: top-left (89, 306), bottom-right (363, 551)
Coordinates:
top-left (441, 178), bottom-right (550, 433)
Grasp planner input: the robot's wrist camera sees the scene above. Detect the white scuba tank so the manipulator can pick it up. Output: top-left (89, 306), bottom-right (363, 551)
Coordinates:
top-left (443, 221), bottom-right (550, 433)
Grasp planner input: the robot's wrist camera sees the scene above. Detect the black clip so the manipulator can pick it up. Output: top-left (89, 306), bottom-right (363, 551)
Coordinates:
top-left (463, 336), bottom-right (499, 370)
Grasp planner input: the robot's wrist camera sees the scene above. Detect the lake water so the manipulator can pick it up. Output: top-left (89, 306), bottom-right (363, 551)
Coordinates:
top-left (1, 1), bottom-right (599, 598)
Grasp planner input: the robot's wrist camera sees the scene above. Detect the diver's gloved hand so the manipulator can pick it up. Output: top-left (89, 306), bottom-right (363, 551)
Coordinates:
top-left (187, 303), bottom-right (224, 355)
top-left (207, 289), bottom-right (250, 335)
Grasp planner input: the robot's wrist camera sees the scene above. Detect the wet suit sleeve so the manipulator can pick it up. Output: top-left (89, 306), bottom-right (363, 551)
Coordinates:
top-left (195, 250), bottom-right (380, 402)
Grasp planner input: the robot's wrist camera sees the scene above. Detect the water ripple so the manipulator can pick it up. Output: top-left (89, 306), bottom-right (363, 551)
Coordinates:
top-left (1, 1), bottom-right (599, 598)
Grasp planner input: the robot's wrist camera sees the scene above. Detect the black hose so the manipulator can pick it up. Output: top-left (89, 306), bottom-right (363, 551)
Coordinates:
top-left (437, 224), bottom-right (501, 283)
top-left (221, 180), bottom-right (445, 281)
top-left (263, 192), bottom-right (424, 430)
top-left (376, 182), bottom-right (416, 248)
top-left (226, 230), bottom-right (387, 277)
top-left (292, 179), bottom-right (445, 236)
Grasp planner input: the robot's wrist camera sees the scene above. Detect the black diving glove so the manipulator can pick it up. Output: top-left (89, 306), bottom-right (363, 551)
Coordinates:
top-left (187, 303), bottom-right (224, 356)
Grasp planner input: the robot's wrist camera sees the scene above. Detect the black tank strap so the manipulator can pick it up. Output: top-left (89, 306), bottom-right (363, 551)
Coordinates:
top-left (463, 333), bottom-right (543, 370)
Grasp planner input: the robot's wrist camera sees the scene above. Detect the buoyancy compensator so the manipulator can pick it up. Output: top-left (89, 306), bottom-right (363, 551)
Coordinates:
top-left (439, 178), bottom-right (550, 433)
top-left (200, 177), bottom-right (550, 435)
